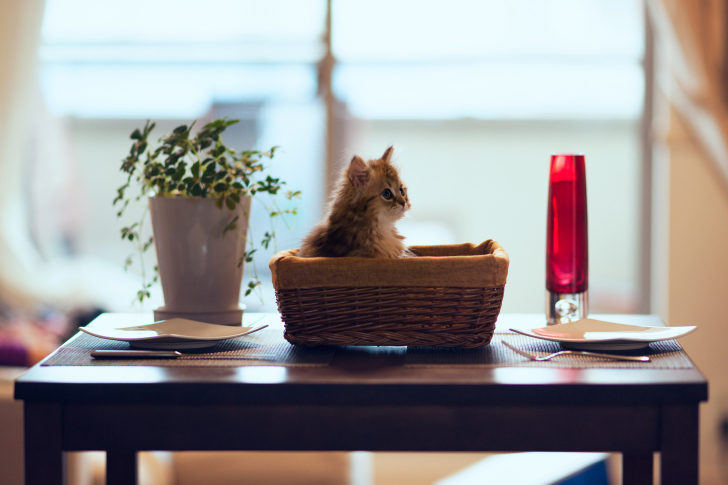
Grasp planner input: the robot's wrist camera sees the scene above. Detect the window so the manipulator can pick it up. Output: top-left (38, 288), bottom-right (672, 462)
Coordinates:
top-left (37, 0), bottom-right (645, 314)
top-left (333, 0), bottom-right (645, 314)
top-left (38, 0), bottom-right (328, 311)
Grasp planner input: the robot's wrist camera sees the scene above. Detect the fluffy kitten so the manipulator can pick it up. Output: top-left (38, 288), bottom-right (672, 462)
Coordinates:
top-left (299, 146), bottom-right (412, 258)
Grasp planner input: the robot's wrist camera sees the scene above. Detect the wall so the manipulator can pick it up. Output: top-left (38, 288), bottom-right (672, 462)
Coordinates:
top-left (661, 109), bottom-right (728, 484)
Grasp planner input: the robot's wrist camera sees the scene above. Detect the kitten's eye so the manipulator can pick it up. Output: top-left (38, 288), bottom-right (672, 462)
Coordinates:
top-left (382, 189), bottom-right (393, 200)
top-left (399, 187), bottom-right (405, 196)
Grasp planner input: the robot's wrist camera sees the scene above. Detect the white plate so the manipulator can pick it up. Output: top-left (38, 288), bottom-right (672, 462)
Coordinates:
top-left (509, 318), bottom-right (697, 351)
top-left (80, 318), bottom-right (268, 350)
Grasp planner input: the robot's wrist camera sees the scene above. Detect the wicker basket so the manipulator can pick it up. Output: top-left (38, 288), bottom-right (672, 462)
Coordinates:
top-left (269, 240), bottom-right (509, 348)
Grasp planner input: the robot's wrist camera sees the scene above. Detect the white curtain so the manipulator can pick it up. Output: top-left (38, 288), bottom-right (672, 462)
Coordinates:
top-left (0, 0), bottom-right (51, 309)
top-left (0, 0), bottom-right (132, 313)
top-left (648, 0), bottom-right (728, 191)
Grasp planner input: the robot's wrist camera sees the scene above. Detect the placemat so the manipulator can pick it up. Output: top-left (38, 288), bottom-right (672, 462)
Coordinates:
top-left (43, 329), bottom-right (695, 370)
top-left (42, 329), bottom-right (334, 367)
top-left (405, 333), bottom-right (695, 369)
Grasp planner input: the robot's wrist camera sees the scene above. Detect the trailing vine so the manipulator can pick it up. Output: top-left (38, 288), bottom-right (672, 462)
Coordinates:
top-left (114, 118), bottom-right (299, 304)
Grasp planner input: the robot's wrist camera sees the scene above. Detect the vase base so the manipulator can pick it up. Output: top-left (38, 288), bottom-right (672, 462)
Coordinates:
top-left (545, 290), bottom-right (588, 325)
top-left (153, 306), bottom-right (245, 326)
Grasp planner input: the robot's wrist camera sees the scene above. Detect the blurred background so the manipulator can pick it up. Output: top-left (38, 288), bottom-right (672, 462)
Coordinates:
top-left (4, 0), bottom-right (728, 484)
top-left (31, 0), bottom-right (646, 316)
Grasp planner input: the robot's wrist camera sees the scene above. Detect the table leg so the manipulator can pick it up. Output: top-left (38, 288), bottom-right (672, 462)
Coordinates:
top-left (107, 451), bottom-right (138, 485)
top-left (660, 404), bottom-right (699, 485)
top-left (622, 452), bottom-right (653, 485)
top-left (24, 402), bottom-right (66, 485)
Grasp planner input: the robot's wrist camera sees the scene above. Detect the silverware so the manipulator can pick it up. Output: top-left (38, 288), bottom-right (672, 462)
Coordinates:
top-left (502, 341), bottom-right (650, 362)
top-left (91, 350), bottom-right (181, 359)
top-left (91, 350), bottom-right (279, 361)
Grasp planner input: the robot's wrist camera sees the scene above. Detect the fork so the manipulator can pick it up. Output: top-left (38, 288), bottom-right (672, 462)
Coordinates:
top-left (502, 341), bottom-right (650, 362)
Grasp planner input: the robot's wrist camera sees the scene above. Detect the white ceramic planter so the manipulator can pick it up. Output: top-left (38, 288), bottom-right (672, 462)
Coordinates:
top-left (149, 196), bottom-right (251, 326)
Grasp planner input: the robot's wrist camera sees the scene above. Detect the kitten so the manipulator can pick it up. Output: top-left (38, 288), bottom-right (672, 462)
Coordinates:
top-left (299, 146), bottom-right (412, 258)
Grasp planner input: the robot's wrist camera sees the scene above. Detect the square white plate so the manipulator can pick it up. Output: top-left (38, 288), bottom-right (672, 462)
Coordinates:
top-left (80, 318), bottom-right (268, 349)
top-left (509, 318), bottom-right (697, 351)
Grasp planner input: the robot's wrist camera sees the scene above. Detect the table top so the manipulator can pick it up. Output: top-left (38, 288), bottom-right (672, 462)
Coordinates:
top-left (14, 313), bottom-right (708, 407)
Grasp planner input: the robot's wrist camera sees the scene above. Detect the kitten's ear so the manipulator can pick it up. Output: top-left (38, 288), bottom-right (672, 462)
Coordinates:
top-left (381, 146), bottom-right (394, 164)
top-left (348, 156), bottom-right (369, 186)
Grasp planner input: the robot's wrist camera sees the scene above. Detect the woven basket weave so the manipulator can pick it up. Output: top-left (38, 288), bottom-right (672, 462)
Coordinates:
top-left (269, 240), bottom-right (509, 348)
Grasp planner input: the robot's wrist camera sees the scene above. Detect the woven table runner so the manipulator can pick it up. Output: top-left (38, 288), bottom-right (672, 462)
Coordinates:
top-left (43, 328), bottom-right (334, 367)
top-left (404, 333), bottom-right (695, 369)
top-left (43, 329), bottom-right (694, 370)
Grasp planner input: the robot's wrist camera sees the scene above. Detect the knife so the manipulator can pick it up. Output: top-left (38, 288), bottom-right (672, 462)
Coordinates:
top-left (91, 350), bottom-right (181, 359)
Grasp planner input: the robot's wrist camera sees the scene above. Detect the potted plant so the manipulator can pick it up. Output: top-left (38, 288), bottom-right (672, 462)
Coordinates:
top-left (114, 118), bottom-right (299, 325)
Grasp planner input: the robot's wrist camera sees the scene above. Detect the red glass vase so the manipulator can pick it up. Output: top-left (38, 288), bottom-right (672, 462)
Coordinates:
top-left (546, 154), bottom-right (588, 324)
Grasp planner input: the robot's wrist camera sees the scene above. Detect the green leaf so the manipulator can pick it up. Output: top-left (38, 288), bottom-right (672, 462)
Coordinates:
top-left (215, 197), bottom-right (224, 209)
top-left (173, 164), bottom-right (186, 181)
top-left (244, 280), bottom-right (261, 296)
top-left (213, 144), bottom-right (227, 158)
top-left (202, 119), bottom-right (223, 130)
top-left (191, 161), bottom-right (200, 179)
top-left (261, 231), bottom-right (273, 249)
top-left (173, 124), bottom-right (188, 134)
top-left (214, 182), bottom-right (228, 192)
top-left (223, 215), bottom-right (238, 233)
top-left (130, 128), bottom-right (142, 140)
top-left (225, 198), bottom-right (235, 210)
top-left (191, 183), bottom-right (203, 197)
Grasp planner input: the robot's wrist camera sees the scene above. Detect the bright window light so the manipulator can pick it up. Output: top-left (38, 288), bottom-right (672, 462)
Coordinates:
top-left (39, 0), bottom-right (326, 118)
top-left (333, 0), bottom-right (644, 119)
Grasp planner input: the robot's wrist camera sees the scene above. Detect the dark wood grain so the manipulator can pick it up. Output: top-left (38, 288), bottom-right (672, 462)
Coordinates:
top-left (14, 363), bottom-right (708, 405)
top-left (62, 403), bottom-right (660, 453)
top-left (24, 402), bottom-right (66, 485)
top-left (661, 404), bottom-right (699, 485)
top-left (106, 452), bottom-right (137, 485)
top-left (622, 452), bottom-right (653, 485)
top-left (14, 313), bottom-right (708, 485)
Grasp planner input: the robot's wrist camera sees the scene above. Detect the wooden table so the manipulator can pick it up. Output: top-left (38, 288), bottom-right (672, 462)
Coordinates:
top-left (15, 313), bottom-right (708, 485)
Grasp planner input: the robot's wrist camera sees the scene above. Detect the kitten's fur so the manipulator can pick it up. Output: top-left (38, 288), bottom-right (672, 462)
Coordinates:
top-left (299, 146), bottom-right (412, 258)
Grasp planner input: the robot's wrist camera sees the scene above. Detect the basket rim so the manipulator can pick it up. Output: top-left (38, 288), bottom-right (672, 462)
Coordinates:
top-left (269, 240), bottom-right (509, 290)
